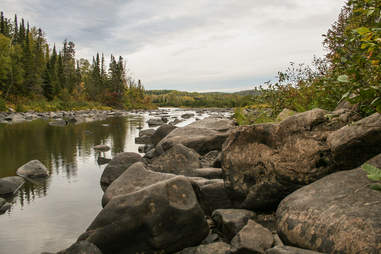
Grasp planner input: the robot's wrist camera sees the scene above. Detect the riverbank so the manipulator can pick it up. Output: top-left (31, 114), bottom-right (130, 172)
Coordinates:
top-left (44, 105), bottom-right (380, 253)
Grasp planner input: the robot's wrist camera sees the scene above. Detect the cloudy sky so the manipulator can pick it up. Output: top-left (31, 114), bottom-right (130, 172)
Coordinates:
top-left (2, 0), bottom-right (345, 92)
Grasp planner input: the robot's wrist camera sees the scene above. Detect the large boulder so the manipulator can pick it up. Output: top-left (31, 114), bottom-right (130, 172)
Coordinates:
top-left (16, 160), bottom-right (49, 178)
top-left (212, 209), bottom-right (256, 241)
top-left (221, 109), bottom-right (379, 211)
top-left (193, 179), bottom-right (232, 215)
top-left (157, 126), bottom-right (230, 155)
top-left (276, 153), bottom-right (381, 254)
top-left (188, 117), bottom-right (235, 132)
top-left (231, 219), bottom-right (274, 254)
top-left (327, 112), bottom-right (381, 170)
top-left (102, 162), bottom-right (175, 206)
top-left (177, 242), bottom-right (231, 254)
top-left (79, 176), bottom-right (209, 254)
top-left (148, 144), bottom-right (201, 176)
top-left (0, 176), bottom-right (25, 195)
top-left (42, 241), bottom-right (103, 254)
top-left (151, 124), bottom-right (177, 146)
top-left (100, 152), bottom-right (142, 191)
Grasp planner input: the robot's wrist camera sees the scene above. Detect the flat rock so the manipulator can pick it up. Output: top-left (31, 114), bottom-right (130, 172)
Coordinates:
top-left (0, 176), bottom-right (25, 195)
top-left (102, 162), bottom-right (175, 206)
top-left (100, 152), bottom-right (142, 191)
top-left (231, 220), bottom-right (274, 254)
top-left (148, 144), bottom-right (201, 176)
top-left (212, 209), bottom-right (256, 241)
top-left (157, 126), bottom-right (230, 155)
top-left (276, 153), bottom-right (381, 253)
top-left (79, 176), bottom-right (209, 254)
top-left (177, 242), bottom-right (231, 254)
top-left (16, 160), bottom-right (49, 178)
top-left (188, 117), bottom-right (235, 132)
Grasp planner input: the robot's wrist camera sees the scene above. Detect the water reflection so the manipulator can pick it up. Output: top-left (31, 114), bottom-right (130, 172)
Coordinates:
top-left (0, 116), bottom-right (143, 207)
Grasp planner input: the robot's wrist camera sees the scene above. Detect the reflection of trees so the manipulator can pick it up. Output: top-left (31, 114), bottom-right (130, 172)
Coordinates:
top-left (0, 115), bottom-right (144, 206)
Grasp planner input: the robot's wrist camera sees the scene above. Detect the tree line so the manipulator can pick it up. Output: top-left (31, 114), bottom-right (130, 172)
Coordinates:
top-left (0, 11), bottom-right (152, 111)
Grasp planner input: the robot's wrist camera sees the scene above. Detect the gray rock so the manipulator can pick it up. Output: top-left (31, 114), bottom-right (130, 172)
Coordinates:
top-left (151, 124), bottom-right (177, 146)
top-left (97, 157), bottom-right (111, 166)
top-left (148, 144), bottom-right (201, 176)
top-left (42, 241), bottom-right (102, 254)
top-left (177, 242), bottom-right (231, 254)
top-left (212, 209), bottom-right (256, 241)
top-left (200, 150), bottom-right (220, 168)
top-left (147, 118), bottom-right (164, 127)
top-left (100, 152), bottom-right (142, 191)
top-left (79, 176), bottom-right (209, 254)
top-left (138, 144), bottom-right (154, 153)
top-left (0, 176), bottom-right (25, 194)
top-left (181, 113), bottom-right (195, 119)
top-left (93, 145), bottom-right (110, 151)
top-left (16, 160), bottom-right (49, 178)
top-left (221, 108), bottom-right (377, 211)
top-left (158, 126), bottom-right (230, 155)
top-left (276, 153), bottom-right (381, 254)
top-left (188, 117), bottom-right (235, 132)
top-left (102, 162), bottom-right (175, 206)
top-left (266, 246), bottom-right (324, 254)
top-left (231, 220), bottom-right (274, 254)
top-left (5, 113), bottom-right (25, 123)
top-left (194, 179), bottom-right (232, 215)
top-left (327, 112), bottom-right (381, 170)
top-left (135, 129), bottom-right (155, 144)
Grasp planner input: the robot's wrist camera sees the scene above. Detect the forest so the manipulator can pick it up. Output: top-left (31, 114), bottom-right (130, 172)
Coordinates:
top-left (0, 12), bottom-right (153, 111)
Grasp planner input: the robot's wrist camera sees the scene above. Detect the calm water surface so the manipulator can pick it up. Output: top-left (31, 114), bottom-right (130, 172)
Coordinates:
top-left (0, 114), bottom-right (147, 254)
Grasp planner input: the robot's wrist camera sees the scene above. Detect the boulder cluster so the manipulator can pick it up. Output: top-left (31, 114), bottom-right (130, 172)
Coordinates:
top-left (38, 106), bottom-right (381, 253)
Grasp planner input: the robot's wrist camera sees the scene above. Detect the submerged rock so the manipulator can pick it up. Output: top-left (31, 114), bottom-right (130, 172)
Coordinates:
top-left (80, 176), bottom-right (209, 254)
top-left (93, 145), bottom-right (110, 151)
top-left (100, 152), bottom-right (142, 191)
top-left (276, 153), bottom-right (381, 253)
top-left (0, 176), bottom-right (25, 195)
top-left (16, 160), bottom-right (49, 178)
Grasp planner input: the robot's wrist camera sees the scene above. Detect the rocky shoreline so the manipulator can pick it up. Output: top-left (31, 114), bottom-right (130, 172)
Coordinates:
top-left (1, 105), bottom-right (380, 253)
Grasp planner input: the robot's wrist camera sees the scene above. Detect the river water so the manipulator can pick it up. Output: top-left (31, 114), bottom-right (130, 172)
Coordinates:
top-left (0, 108), bottom-right (210, 254)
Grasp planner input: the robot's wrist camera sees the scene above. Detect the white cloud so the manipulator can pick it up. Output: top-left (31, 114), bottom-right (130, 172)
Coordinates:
top-left (1, 0), bottom-right (346, 91)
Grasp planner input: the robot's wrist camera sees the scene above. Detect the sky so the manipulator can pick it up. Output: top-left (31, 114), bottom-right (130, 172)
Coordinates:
top-left (1, 0), bottom-right (346, 92)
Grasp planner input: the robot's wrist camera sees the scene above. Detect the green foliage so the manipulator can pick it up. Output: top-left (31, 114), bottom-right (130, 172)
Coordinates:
top-left (0, 97), bottom-right (6, 111)
top-left (0, 11), bottom-right (154, 111)
top-left (362, 163), bottom-right (381, 192)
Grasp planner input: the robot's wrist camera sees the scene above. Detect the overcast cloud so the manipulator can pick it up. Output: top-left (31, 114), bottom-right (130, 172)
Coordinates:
top-left (2, 0), bottom-right (346, 91)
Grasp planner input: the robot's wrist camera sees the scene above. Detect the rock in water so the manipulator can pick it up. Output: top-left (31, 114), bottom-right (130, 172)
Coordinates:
top-left (102, 162), bottom-right (175, 206)
top-left (148, 144), bottom-right (201, 176)
top-left (147, 118), bottom-right (164, 127)
top-left (100, 152), bottom-right (142, 191)
top-left (212, 209), bottom-right (256, 241)
top-left (0, 197), bottom-right (11, 214)
top-left (231, 220), bottom-right (274, 254)
top-left (16, 160), bottom-right (49, 178)
top-left (79, 176), bottom-right (209, 254)
top-left (157, 126), bottom-right (230, 155)
top-left (0, 176), bottom-right (25, 194)
top-left (276, 153), bottom-right (381, 253)
top-left (151, 124), bottom-right (177, 146)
